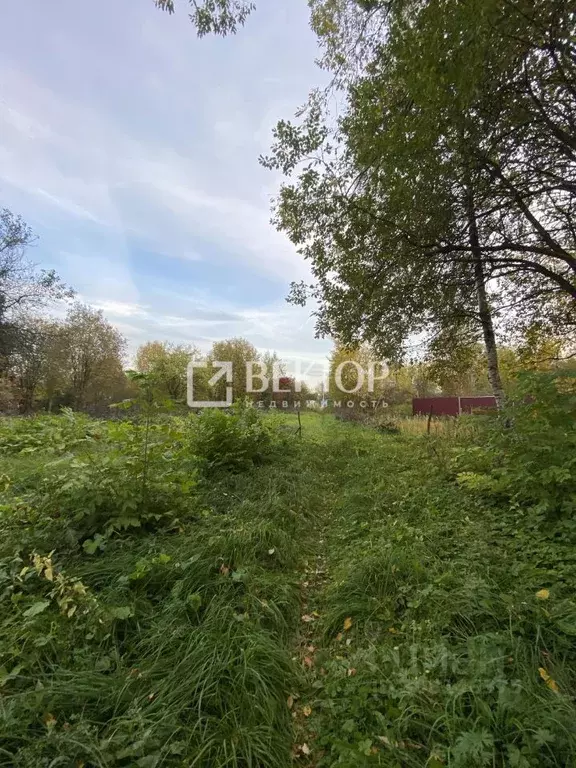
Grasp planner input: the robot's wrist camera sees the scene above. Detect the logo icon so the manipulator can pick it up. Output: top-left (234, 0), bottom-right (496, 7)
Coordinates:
top-left (187, 360), bottom-right (233, 408)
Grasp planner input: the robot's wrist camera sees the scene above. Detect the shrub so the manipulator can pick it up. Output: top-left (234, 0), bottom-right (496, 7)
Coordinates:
top-left (455, 372), bottom-right (576, 519)
top-left (7, 419), bottom-right (199, 553)
top-left (191, 402), bottom-right (281, 472)
top-left (0, 409), bottom-right (102, 456)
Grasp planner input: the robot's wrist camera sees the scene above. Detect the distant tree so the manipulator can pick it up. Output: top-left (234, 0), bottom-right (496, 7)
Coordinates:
top-left (0, 209), bottom-right (73, 367)
top-left (64, 304), bottom-right (126, 408)
top-left (136, 340), bottom-right (202, 400)
top-left (208, 337), bottom-right (260, 402)
top-left (42, 322), bottom-right (71, 412)
top-left (328, 343), bottom-right (389, 402)
top-left (9, 319), bottom-right (52, 413)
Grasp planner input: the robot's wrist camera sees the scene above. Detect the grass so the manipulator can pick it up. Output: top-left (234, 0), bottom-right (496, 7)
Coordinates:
top-left (1, 401), bottom-right (576, 766)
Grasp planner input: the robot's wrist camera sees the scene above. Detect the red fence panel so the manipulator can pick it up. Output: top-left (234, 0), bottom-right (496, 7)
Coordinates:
top-left (412, 396), bottom-right (497, 416)
top-left (412, 397), bottom-right (460, 417)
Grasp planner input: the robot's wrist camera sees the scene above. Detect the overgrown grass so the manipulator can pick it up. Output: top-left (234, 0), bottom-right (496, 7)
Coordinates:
top-left (0, 408), bottom-right (318, 767)
top-left (293, 377), bottom-right (576, 767)
top-left (1, 376), bottom-right (576, 767)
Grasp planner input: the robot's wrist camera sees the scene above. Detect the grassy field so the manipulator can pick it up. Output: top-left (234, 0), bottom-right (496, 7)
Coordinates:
top-left (1, 391), bottom-right (575, 767)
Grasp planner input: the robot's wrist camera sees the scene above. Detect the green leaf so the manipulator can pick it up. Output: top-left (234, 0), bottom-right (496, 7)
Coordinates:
top-left (23, 600), bottom-right (50, 618)
top-left (108, 606), bottom-right (134, 620)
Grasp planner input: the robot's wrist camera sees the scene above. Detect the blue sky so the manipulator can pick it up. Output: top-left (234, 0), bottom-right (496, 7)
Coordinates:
top-left (0, 0), bottom-right (332, 376)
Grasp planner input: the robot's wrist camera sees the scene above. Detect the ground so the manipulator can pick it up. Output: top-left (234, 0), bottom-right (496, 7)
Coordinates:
top-left (0, 409), bottom-right (575, 767)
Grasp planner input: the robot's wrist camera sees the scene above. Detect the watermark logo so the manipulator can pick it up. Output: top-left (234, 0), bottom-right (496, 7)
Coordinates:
top-left (187, 359), bottom-right (389, 408)
top-left (187, 360), bottom-right (233, 408)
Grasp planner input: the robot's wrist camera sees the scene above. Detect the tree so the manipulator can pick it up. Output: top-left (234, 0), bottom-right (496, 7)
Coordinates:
top-left (208, 337), bottom-right (260, 402)
top-left (9, 319), bottom-right (53, 413)
top-left (64, 304), bottom-right (126, 408)
top-left (154, 0), bottom-right (255, 36)
top-left (0, 209), bottom-right (73, 367)
top-left (264, 0), bottom-right (576, 408)
top-left (136, 340), bottom-right (202, 400)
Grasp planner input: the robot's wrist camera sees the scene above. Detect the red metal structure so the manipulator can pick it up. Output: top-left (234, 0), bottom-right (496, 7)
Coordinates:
top-left (412, 396), bottom-right (497, 416)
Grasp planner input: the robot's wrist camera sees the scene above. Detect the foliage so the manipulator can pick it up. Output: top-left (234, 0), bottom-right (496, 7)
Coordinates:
top-left (0, 208), bottom-right (73, 325)
top-left (264, 0), bottom-right (576, 401)
top-left (288, 414), bottom-right (576, 767)
top-left (154, 0), bottom-right (255, 36)
top-left (0, 408), bottom-right (310, 768)
top-left (2, 387), bottom-right (576, 766)
top-left (455, 372), bottom-right (576, 519)
top-left (192, 400), bottom-right (284, 472)
top-left (64, 303), bottom-right (127, 408)
top-left (0, 408), bottom-right (101, 456)
top-left (136, 340), bottom-right (202, 401)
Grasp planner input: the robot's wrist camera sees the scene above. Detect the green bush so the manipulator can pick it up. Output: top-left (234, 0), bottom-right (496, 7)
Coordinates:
top-left (191, 402), bottom-right (283, 472)
top-left (0, 409), bottom-right (102, 456)
top-left (0, 419), bottom-right (198, 554)
top-left (454, 372), bottom-right (576, 519)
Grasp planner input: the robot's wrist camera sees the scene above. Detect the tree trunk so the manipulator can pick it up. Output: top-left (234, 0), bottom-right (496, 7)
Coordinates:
top-left (465, 189), bottom-right (506, 409)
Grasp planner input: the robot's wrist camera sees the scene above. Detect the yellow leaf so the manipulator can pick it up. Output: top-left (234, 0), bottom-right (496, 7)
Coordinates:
top-left (539, 667), bottom-right (560, 693)
top-left (43, 713), bottom-right (57, 728)
top-left (536, 589), bottom-right (550, 600)
top-left (343, 617), bottom-right (353, 631)
top-left (302, 705), bottom-right (312, 716)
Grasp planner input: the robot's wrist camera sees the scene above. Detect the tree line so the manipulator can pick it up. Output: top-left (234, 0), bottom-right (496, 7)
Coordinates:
top-left (1, 202), bottom-right (572, 413)
top-left (4, 0), bottom-right (576, 411)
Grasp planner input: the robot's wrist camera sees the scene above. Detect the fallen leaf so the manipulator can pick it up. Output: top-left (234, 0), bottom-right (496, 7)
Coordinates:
top-left (301, 743), bottom-right (311, 756)
top-left (268, 548), bottom-right (276, 555)
top-left (301, 614), bottom-right (314, 623)
top-left (347, 668), bottom-right (357, 677)
top-left (336, 632), bottom-right (343, 642)
top-left (287, 695), bottom-right (294, 709)
top-left (343, 617), bottom-right (353, 631)
top-left (303, 656), bottom-right (314, 668)
top-left (302, 705), bottom-right (312, 716)
top-left (536, 588), bottom-right (550, 600)
top-left (219, 564), bottom-right (230, 576)
top-left (43, 713), bottom-right (56, 728)
top-left (539, 667), bottom-right (560, 693)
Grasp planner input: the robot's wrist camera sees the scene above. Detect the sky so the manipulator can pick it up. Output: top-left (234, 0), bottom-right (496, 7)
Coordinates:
top-left (0, 0), bottom-right (333, 381)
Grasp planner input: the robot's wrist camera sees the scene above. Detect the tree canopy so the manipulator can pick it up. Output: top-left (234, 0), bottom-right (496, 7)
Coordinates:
top-left (261, 0), bottom-right (576, 404)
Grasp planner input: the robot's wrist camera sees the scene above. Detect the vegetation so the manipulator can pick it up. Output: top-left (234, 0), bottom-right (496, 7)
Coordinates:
top-left (2, 0), bottom-right (576, 764)
top-left (0, 372), bottom-right (575, 766)
top-left (263, 0), bottom-right (576, 404)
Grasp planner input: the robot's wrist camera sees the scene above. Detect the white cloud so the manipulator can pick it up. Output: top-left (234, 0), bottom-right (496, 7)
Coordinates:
top-left (0, 65), bottom-right (311, 282)
top-left (0, 0), bottom-right (331, 369)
